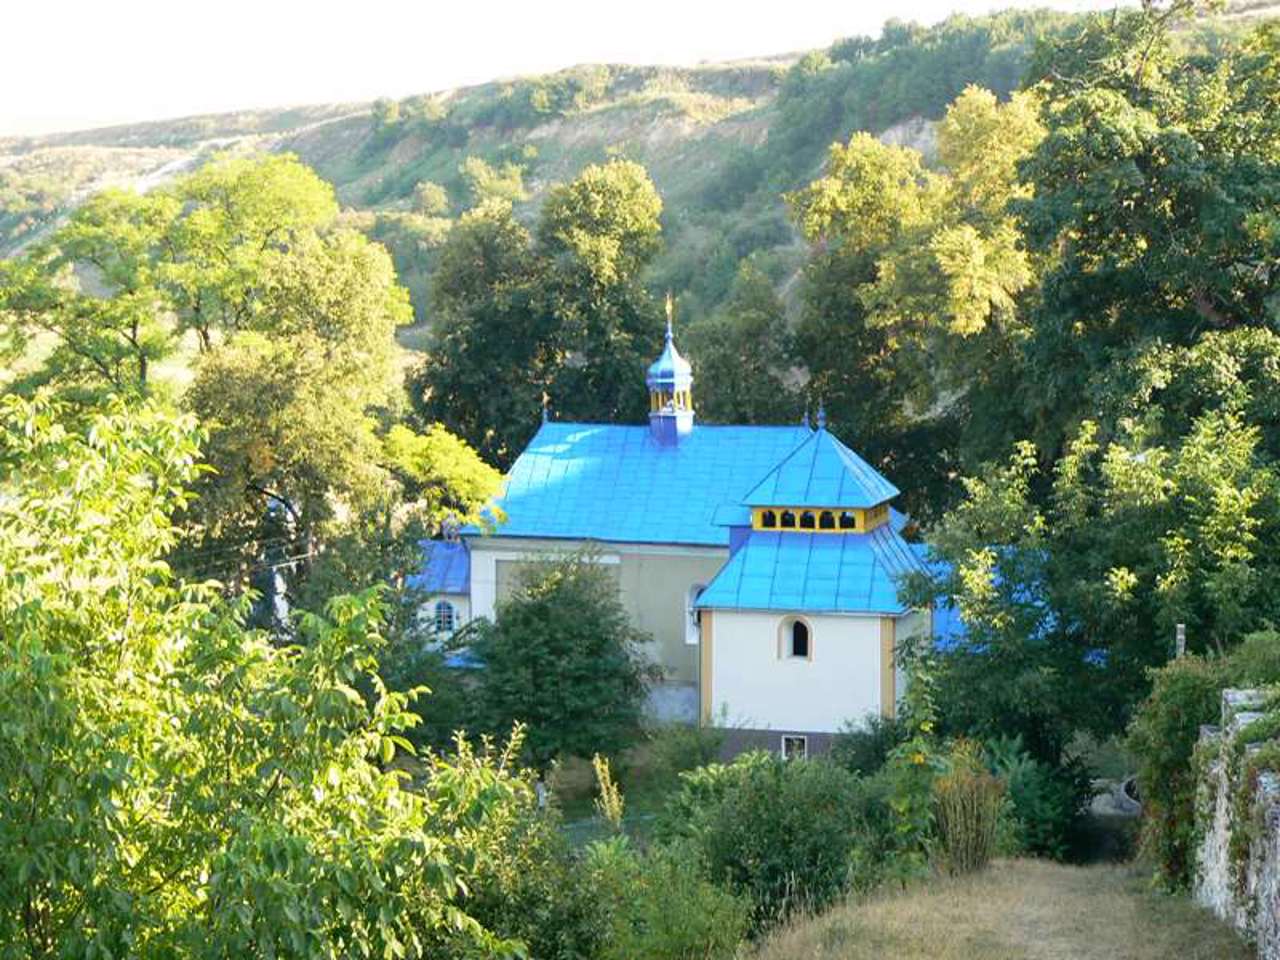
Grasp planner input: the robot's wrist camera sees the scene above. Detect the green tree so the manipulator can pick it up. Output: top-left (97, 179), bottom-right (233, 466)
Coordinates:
top-left (538, 159), bottom-right (664, 425)
top-left (684, 263), bottom-right (797, 424)
top-left (1014, 7), bottom-right (1280, 457)
top-left (415, 160), bottom-right (666, 466)
top-left (0, 189), bottom-right (179, 401)
top-left (460, 156), bottom-right (528, 205)
top-left (907, 399), bottom-right (1280, 758)
top-left (0, 153), bottom-right (495, 608)
top-left (163, 153), bottom-right (340, 350)
top-left (787, 86), bottom-right (1045, 519)
top-left (181, 227), bottom-right (412, 558)
top-left (412, 179), bottom-right (450, 216)
top-left (470, 555), bottom-right (657, 772)
top-left (0, 395), bottom-right (522, 959)
top-left (411, 201), bottom-right (552, 467)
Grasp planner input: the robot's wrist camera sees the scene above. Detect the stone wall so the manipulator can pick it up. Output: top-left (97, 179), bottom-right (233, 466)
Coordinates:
top-left (1194, 688), bottom-right (1280, 958)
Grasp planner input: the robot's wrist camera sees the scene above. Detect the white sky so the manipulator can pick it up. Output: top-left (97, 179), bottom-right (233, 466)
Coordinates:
top-left (3, 0), bottom-right (1124, 137)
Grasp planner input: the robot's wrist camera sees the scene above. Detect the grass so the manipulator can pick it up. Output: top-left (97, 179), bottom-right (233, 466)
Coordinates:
top-left (753, 859), bottom-right (1249, 960)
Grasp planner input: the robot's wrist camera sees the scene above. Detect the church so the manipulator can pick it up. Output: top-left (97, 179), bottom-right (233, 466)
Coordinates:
top-left (412, 318), bottom-right (933, 758)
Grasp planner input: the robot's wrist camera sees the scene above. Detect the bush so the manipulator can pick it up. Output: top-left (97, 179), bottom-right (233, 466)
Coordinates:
top-left (646, 720), bottom-right (726, 785)
top-left (985, 735), bottom-right (1090, 861)
top-left (1126, 656), bottom-right (1228, 888)
top-left (933, 742), bottom-right (1005, 874)
top-left (1226, 628), bottom-right (1280, 686)
top-left (830, 713), bottom-right (910, 775)
top-left (586, 837), bottom-right (749, 960)
top-left (418, 736), bottom-right (608, 959)
top-left (659, 753), bottom-right (879, 932)
top-left (1127, 632), bottom-right (1280, 888)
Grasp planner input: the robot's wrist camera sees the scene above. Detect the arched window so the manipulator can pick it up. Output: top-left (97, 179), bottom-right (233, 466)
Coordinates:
top-left (780, 510), bottom-right (796, 529)
top-left (839, 510), bottom-right (857, 530)
top-left (799, 511), bottom-right (816, 530)
top-left (819, 510), bottom-right (836, 530)
top-left (790, 620), bottom-right (810, 658)
top-left (779, 617), bottom-right (812, 659)
top-left (434, 600), bottom-right (456, 634)
top-left (761, 510), bottom-right (777, 529)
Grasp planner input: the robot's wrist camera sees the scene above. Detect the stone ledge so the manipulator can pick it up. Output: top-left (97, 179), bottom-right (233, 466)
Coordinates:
top-left (1196, 687), bottom-right (1280, 960)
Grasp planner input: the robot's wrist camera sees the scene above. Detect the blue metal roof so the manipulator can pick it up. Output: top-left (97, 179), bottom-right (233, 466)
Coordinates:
top-left (741, 426), bottom-right (899, 509)
top-left (696, 525), bottom-right (925, 614)
top-left (487, 421), bottom-right (813, 545)
top-left (406, 540), bottom-right (470, 594)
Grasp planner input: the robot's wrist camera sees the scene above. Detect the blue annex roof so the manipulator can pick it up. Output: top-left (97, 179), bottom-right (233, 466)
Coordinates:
top-left (487, 422), bottom-right (813, 545)
top-left (741, 427), bottom-right (899, 510)
top-left (406, 540), bottom-right (470, 595)
top-left (696, 525), bottom-right (926, 614)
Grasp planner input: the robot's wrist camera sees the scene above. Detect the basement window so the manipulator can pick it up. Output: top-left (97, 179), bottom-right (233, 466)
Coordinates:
top-left (781, 735), bottom-right (808, 761)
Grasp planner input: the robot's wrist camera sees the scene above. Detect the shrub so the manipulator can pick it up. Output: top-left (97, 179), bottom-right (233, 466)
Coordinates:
top-left (586, 837), bottom-right (749, 960)
top-left (659, 753), bottom-right (878, 932)
top-left (646, 720), bottom-right (726, 785)
top-left (430, 754), bottom-right (608, 959)
top-left (375, 631), bottom-right (471, 750)
top-left (830, 713), bottom-right (910, 775)
top-left (933, 742), bottom-right (1005, 874)
top-left (654, 750), bottom-right (776, 842)
top-left (1127, 632), bottom-right (1280, 888)
top-left (1226, 628), bottom-right (1280, 686)
top-left (985, 735), bottom-right (1090, 861)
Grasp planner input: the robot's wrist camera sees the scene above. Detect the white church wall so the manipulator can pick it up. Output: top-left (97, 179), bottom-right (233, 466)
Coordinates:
top-left (709, 610), bottom-right (883, 734)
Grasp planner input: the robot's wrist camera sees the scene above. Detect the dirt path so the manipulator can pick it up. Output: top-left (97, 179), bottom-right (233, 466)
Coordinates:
top-left (754, 859), bottom-right (1250, 960)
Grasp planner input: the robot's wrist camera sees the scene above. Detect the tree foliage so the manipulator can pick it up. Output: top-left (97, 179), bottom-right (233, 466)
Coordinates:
top-left (0, 396), bottom-right (521, 959)
top-left (414, 160), bottom-right (665, 467)
top-left (0, 153), bottom-right (499, 606)
top-left (887, 7), bottom-right (1280, 760)
top-left (469, 555), bottom-right (657, 771)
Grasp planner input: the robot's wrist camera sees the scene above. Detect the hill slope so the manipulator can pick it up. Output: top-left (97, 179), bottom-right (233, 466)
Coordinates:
top-left (3, 5), bottom-right (1276, 325)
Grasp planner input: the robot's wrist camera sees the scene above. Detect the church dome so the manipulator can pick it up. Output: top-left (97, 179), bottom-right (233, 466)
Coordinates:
top-left (646, 321), bottom-right (693, 388)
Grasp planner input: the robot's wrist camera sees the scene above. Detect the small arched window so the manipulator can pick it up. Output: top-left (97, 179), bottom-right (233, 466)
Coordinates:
top-left (799, 511), bottom-right (816, 530)
top-left (761, 510), bottom-right (777, 529)
top-left (839, 511), bottom-right (857, 530)
top-left (790, 620), bottom-right (810, 658)
top-left (819, 510), bottom-right (836, 530)
top-left (779, 617), bottom-right (812, 659)
top-left (434, 600), bottom-right (456, 634)
top-left (780, 510), bottom-right (797, 529)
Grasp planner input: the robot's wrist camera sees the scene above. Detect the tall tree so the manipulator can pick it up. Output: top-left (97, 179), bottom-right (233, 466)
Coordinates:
top-left (902, 8), bottom-right (1280, 753)
top-left (470, 555), bottom-right (657, 772)
top-left (415, 160), bottom-right (665, 467)
top-left (684, 263), bottom-right (797, 425)
top-left (0, 153), bottom-right (498, 606)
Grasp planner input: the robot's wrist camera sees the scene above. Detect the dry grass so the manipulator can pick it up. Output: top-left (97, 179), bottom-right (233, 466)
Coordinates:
top-left (753, 859), bottom-right (1249, 960)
